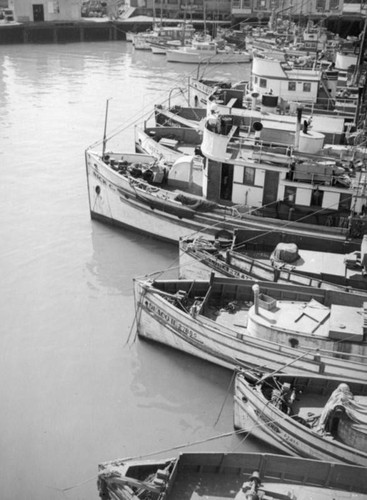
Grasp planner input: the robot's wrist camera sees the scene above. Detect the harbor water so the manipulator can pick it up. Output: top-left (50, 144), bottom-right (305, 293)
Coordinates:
top-left (0, 42), bottom-right (273, 499)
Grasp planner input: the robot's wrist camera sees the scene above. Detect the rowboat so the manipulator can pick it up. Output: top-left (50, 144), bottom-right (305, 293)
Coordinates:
top-left (97, 451), bottom-right (367, 499)
top-left (133, 275), bottom-right (367, 382)
top-left (234, 369), bottom-right (367, 466)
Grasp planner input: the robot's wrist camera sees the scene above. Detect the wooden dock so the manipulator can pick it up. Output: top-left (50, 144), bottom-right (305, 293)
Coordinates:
top-left (0, 20), bottom-right (130, 44)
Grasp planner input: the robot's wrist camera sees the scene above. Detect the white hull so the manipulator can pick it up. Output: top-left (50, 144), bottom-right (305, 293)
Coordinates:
top-left (166, 49), bottom-right (251, 64)
top-left (85, 151), bottom-right (361, 252)
top-left (133, 278), bottom-right (367, 381)
top-left (151, 45), bottom-right (166, 54)
top-left (234, 371), bottom-right (367, 466)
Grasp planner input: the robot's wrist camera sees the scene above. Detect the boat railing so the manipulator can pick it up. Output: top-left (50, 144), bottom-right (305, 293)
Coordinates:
top-left (266, 326), bottom-right (367, 365)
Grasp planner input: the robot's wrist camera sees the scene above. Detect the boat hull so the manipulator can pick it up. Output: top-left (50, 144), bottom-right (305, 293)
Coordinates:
top-left (133, 278), bottom-right (367, 381)
top-left (86, 152), bottom-right (361, 253)
top-left (178, 238), bottom-right (367, 292)
top-left (166, 49), bottom-right (251, 64)
top-left (234, 371), bottom-right (367, 466)
top-left (98, 452), bottom-right (367, 500)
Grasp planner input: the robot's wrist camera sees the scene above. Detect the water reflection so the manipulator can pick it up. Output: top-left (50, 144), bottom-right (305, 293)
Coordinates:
top-left (88, 221), bottom-right (177, 295)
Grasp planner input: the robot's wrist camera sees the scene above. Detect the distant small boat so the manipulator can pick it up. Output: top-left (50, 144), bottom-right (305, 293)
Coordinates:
top-left (234, 369), bottom-right (367, 466)
top-left (125, 31), bottom-right (135, 42)
top-left (166, 39), bottom-right (252, 64)
top-left (133, 275), bottom-right (367, 381)
top-left (97, 451), bottom-right (367, 500)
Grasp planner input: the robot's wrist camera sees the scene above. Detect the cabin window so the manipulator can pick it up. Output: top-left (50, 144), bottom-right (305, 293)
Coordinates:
top-left (329, 0), bottom-right (339, 9)
top-left (284, 185), bottom-right (296, 204)
top-left (303, 82), bottom-right (311, 92)
top-left (311, 187), bottom-right (323, 206)
top-left (254, 0), bottom-right (266, 9)
top-left (288, 82), bottom-right (296, 91)
top-left (316, 0), bottom-right (326, 9)
top-left (339, 192), bottom-right (352, 212)
top-left (259, 78), bottom-right (267, 88)
top-left (243, 167), bottom-right (255, 185)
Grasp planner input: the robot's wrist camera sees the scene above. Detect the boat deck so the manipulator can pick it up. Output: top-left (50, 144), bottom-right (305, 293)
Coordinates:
top-left (204, 301), bottom-right (251, 331)
top-left (168, 471), bottom-right (367, 499)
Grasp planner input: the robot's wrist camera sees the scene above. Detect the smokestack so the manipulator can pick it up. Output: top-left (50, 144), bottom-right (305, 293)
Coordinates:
top-left (252, 284), bottom-right (260, 315)
top-left (251, 92), bottom-right (259, 110)
top-left (294, 107), bottom-right (302, 150)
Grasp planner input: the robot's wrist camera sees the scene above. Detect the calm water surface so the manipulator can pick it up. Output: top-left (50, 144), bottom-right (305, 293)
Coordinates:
top-left (0, 42), bottom-right (273, 499)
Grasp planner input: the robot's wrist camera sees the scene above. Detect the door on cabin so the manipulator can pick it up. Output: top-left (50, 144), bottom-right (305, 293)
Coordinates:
top-left (220, 163), bottom-right (233, 201)
top-left (262, 170), bottom-right (279, 209)
top-left (33, 4), bottom-right (44, 21)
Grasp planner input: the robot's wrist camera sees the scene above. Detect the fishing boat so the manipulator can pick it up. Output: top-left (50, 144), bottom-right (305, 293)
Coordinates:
top-left (234, 369), bottom-right (367, 466)
top-left (179, 232), bottom-right (367, 291)
top-left (86, 90), bottom-right (367, 252)
top-left (97, 451), bottom-right (367, 499)
top-left (158, 85), bottom-right (349, 146)
top-left (133, 275), bottom-right (367, 381)
top-left (166, 39), bottom-right (252, 64)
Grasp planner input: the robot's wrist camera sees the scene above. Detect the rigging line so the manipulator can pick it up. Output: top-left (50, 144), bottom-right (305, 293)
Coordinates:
top-left (124, 282), bottom-right (147, 347)
top-left (87, 80), bottom-right (194, 150)
top-left (229, 195), bottom-right (356, 254)
top-left (57, 473), bottom-right (98, 493)
top-left (232, 386), bottom-right (297, 452)
top-left (120, 429), bottom-right (245, 463)
top-left (214, 370), bottom-right (236, 427)
top-left (159, 189), bottom-right (349, 274)
top-left (93, 86), bottom-right (189, 148)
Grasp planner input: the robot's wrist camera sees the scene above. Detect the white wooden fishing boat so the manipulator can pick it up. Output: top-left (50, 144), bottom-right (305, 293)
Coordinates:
top-left (149, 24), bottom-right (196, 54)
top-left (157, 89), bottom-right (348, 146)
top-left (250, 52), bottom-right (364, 118)
top-left (97, 451), bottom-right (367, 499)
top-left (166, 39), bottom-right (251, 64)
top-left (86, 95), bottom-right (367, 252)
top-left (86, 140), bottom-right (366, 252)
top-left (179, 233), bottom-right (367, 292)
top-left (132, 23), bottom-right (195, 51)
top-left (133, 275), bottom-right (367, 381)
top-left (234, 369), bottom-right (367, 466)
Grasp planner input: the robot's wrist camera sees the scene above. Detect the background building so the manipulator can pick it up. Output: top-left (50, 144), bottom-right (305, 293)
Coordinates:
top-left (9, 0), bottom-right (83, 22)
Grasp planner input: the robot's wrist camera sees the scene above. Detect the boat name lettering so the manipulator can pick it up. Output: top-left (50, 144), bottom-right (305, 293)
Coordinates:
top-left (209, 259), bottom-right (247, 279)
top-left (145, 300), bottom-right (198, 340)
top-left (254, 409), bottom-right (280, 434)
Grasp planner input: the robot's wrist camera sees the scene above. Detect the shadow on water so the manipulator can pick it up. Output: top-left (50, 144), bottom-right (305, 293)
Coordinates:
top-left (88, 220), bottom-right (179, 295)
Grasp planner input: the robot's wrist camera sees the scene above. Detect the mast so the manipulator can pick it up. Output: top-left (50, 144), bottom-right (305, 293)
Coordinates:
top-left (102, 98), bottom-right (111, 158)
top-left (203, 0), bottom-right (207, 36)
top-left (353, 14), bottom-right (367, 132)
